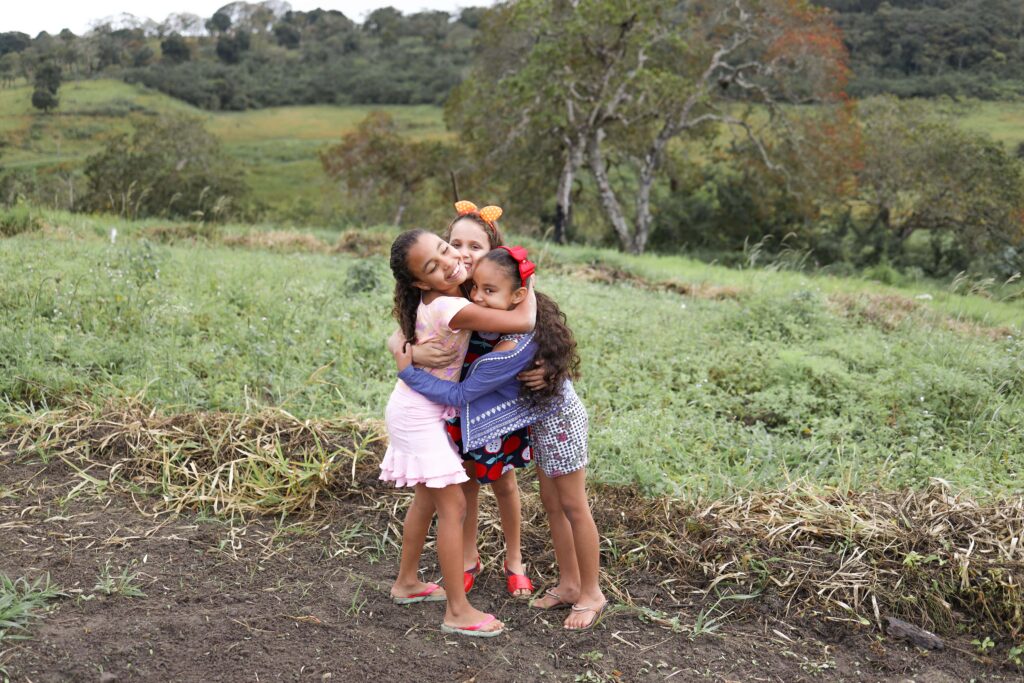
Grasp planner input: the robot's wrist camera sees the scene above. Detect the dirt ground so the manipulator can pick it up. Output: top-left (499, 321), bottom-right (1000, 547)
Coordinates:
top-left (0, 451), bottom-right (1016, 683)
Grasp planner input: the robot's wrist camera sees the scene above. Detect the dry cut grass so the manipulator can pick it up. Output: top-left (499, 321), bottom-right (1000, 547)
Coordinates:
top-left (3, 400), bottom-right (1022, 642)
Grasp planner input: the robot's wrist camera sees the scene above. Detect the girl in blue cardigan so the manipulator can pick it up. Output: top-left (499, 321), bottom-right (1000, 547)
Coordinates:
top-left (393, 247), bottom-right (608, 630)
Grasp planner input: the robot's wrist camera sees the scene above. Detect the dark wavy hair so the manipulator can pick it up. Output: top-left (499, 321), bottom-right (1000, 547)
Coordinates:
top-left (390, 229), bottom-right (427, 343)
top-left (481, 249), bottom-right (580, 402)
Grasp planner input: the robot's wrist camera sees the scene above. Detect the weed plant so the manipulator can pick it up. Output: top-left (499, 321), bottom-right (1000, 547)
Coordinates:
top-left (0, 574), bottom-right (62, 648)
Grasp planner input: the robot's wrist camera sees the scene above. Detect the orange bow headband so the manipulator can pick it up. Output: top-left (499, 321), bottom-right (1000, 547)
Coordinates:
top-left (454, 200), bottom-right (503, 227)
top-left (498, 245), bottom-right (536, 283)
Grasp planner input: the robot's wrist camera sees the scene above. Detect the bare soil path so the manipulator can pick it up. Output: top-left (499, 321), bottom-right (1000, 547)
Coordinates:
top-left (0, 453), bottom-right (1013, 683)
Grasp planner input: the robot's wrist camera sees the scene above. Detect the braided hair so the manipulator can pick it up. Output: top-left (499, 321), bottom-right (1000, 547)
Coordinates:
top-left (481, 249), bottom-right (580, 402)
top-left (389, 229), bottom-right (427, 343)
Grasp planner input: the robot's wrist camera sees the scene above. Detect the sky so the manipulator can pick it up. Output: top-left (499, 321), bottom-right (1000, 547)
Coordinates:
top-left (3, 1), bottom-right (488, 36)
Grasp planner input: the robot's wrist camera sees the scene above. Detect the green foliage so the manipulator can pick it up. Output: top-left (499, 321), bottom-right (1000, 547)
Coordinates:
top-left (80, 114), bottom-right (247, 221)
top-left (30, 59), bottom-right (61, 113)
top-left (345, 259), bottom-right (382, 293)
top-left (846, 97), bottom-right (1024, 276)
top-left (160, 34), bottom-right (191, 65)
top-left (93, 560), bottom-right (146, 598)
top-left (815, 1), bottom-right (1024, 99)
top-left (0, 203), bottom-right (41, 236)
top-left (319, 112), bottom-right (455, 227)
top-left (0, 573), bottom-right (62, 647)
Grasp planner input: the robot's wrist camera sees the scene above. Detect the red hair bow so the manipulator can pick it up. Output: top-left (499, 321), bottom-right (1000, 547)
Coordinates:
top-left (498, 245), bottom-right (536, 283)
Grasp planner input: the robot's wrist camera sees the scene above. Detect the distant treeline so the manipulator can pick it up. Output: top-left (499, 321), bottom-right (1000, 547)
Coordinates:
top-left (1, 1), bottom-right (1022, 108)
top-left (0, 3), bottom-right (483, 109)
top-left (815, 0), bottom-right (1024, 99)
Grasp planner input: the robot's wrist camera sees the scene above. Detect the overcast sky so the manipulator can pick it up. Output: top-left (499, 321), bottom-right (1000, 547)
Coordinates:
top-left (3, 2), bottom-right (491, 36)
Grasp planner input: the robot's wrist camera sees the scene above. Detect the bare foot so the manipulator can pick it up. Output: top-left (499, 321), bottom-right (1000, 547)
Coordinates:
top-left (564, 596), bottom-right (607, 630)
top-left (390, 579), bottom-right (446, 601)
top-left (530, 585), bottom-right (578, 610)
top-left (443, 605), bottom-right (504, 633)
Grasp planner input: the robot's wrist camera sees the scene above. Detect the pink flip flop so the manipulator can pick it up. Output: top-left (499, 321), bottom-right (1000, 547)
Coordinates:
top-left (391, 582), bottom-right (446, 605)
top-left (441, 613), bottom-right (505, 638)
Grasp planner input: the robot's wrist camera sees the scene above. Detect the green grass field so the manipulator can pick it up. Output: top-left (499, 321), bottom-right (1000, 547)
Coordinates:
top-left (0, 80), bottom-right (447, 209)
top-left (2, 79), bottom-right (1022, 214)
top-left (2, 212), bottom-right (1021, 498)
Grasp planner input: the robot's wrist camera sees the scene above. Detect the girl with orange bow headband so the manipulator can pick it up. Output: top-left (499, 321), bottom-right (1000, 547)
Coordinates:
top-left (393, 241), bottom-right (609, 630)
top-left (405, 201), bottom-right (545, 600)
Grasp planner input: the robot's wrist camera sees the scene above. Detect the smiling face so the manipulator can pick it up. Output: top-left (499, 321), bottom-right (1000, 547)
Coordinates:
top-left (406, 232), bottom-right (467, 294)
top-left (470, 258), bottom-right (527, 310)
top-left (448, 218), bottom-right (493, 278)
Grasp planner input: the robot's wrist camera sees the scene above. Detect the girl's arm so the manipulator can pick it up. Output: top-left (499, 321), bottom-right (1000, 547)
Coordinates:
top-left (449, 278), bottom-right (537, 334)
top-left (393, 340), bottom-right (535, 405)
top-left (386, 328), bottom-right (460, 369)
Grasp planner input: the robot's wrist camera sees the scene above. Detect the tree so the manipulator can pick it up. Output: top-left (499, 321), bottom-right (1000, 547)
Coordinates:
top-left (160, 34), bottom-right (191, 64)
top-left (450, 0), bottom-right (850, 253)
top-left (31, 59), bottom-right (61, 113)
top-left (0, 53), bottom-right (20, 87)
top-left (206, 11), bottom-right (233, 34)
top-left (852, 96), bottom-right (1024, 274)
top-left (80, 114), bottom-right (248, 220)
top-left (320, 111), bottom-right (454, 226)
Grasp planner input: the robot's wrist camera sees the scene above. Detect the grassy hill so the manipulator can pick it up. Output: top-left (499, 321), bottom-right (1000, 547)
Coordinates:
top-left (0, 80), bottom-right (447, 210)
top-left (3, 211), bottom-right (1021, 498)
top-left (2, 79), bottom-right (1023, 217)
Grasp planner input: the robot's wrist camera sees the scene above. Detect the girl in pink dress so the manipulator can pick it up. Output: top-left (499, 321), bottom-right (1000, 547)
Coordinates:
top-left (381, 228), bottom-right (536, 638)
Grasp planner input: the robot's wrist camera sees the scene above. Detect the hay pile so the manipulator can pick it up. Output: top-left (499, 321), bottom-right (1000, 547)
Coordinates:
top-left (3, 399), bottom-right (1022, 640)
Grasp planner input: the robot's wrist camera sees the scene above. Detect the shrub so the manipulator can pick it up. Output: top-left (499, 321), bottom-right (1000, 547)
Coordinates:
top-left (79, 114), bottom-right (248, 221)
top-left (0, 204), bottom-right (41, 237)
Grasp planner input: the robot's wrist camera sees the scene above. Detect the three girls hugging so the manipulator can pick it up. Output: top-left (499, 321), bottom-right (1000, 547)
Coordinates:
top-left (378, 201), bottom-right (607, 638)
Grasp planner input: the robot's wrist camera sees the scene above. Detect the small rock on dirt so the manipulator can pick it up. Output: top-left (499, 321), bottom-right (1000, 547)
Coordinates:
top-left (885, 617), bottom-right (944, 650)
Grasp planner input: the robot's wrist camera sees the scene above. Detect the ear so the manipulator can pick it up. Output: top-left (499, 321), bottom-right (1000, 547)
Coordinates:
top-left (411, 279), bottom-right (431, 292)
top-left (510, 286), bottom-right (528, 305)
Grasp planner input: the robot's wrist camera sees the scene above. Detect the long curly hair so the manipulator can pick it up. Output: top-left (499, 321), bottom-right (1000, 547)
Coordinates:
top-left (390, 229), bottom-right (426, 343)
top-left (480, 249), bottom-right (580, 402)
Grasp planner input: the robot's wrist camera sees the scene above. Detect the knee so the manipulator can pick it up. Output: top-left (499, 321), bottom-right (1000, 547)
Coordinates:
top-left (539, 489), bottom-right (562, 515)
top-left (438, 496), bottom-right (467, 524)
top-left (492, 473), bottom-right (520, 502)
top-left (560, 498), bottom-right (589, 525)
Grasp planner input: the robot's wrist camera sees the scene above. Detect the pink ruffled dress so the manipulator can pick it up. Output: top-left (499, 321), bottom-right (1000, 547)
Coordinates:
top-left (380, 295), bottom-right (473, 488)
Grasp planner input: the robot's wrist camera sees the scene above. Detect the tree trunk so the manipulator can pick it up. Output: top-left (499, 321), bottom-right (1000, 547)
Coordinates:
top-left (587, 128), bottom-right (636, 253)
top-left (394, 187), bottom-right (408, 226)
top-left (553, 137), bottom-right (584, 244)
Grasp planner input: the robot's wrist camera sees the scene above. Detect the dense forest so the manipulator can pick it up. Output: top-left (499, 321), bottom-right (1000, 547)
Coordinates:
top-left (817, 0), bottom-right (1024, 98)
top-left (0, 4), bottom-right (484, 109)
top-left (1, 1), bottom-right (1022, 108)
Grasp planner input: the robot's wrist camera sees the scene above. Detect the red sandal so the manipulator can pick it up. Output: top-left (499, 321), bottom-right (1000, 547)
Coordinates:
top-left (504, 562), bottom-right (534, 598)
top-left (463, 559), bottom-right (482, 594)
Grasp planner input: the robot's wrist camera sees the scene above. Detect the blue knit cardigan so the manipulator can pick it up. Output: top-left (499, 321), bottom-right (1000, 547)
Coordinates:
top-left (397, 332), bottom-right (560, 451)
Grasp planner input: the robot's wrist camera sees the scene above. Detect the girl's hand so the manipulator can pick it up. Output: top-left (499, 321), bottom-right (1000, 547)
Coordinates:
top-left (411, 339), bottom-right (460, 369)
top-left (394, 339), bottom-right (414, 371)
top-left (517, 360), bottom-right (549, 391)
top-left (386, 329), bottom-right (405, 356)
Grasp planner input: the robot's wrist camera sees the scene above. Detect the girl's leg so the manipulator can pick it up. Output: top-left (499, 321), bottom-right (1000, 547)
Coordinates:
top-left (491, 469), bottom-right (528, 594)
top-left (550, 468), bottom-right (606, 629)
top-left (460, 468), bottom-right (482, 571)
top-left (391, 486), bottom-right (441, 598)
top-left (425, 483), bottom-right (503, 632)
top-left (531, 467), bottom-right (582, 608)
